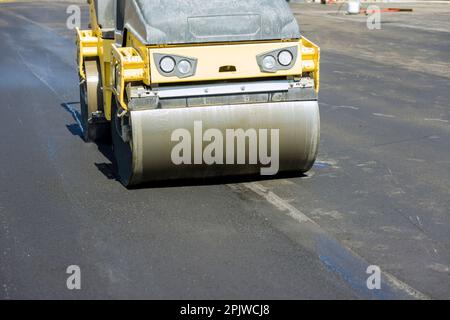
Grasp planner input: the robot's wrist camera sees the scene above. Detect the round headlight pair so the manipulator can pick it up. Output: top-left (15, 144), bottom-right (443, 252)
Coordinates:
top-left (262, 50), bottom-right (293, 70)
top-left (160, 56), bottom-right (192, 75)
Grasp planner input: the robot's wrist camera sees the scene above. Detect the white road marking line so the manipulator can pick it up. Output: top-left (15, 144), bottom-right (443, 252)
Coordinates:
top-left (424, 118), bottom-right (449, 123)
top-left (388, 22), bottom-right (450, 35)
top-left (406, 158), bottom-right (426, 163)
top-left (11, 32), bottom-right (83, 133)
top-left (373, 113), bottom-right (396, 118)
top-left (239, 182), bottom-right (431, 300)
top-left (333, 105), bottom-right (360, 110)
top-left (242, 182), bottom-right (316, 224)
top-left (383, 272), bottom-right (431, 300)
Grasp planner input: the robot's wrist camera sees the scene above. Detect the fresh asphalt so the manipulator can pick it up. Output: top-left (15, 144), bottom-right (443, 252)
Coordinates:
top-left (0, 2), bottom-right (448, 299)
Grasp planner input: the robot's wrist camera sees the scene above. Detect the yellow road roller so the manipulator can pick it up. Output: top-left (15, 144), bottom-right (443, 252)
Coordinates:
top-left (76, 0), bottom-right (320, 187)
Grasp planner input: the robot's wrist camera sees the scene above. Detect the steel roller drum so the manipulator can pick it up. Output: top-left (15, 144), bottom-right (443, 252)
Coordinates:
top-left (115, 101), bottom-right (320, 186)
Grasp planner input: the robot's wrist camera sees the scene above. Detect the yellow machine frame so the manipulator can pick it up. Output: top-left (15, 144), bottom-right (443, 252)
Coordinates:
top-left (76, 1), bottom-right (320, 120)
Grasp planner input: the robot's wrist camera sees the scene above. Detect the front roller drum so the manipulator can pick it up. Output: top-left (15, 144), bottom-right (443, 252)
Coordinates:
top-left (112, 100), bottom-right (320, 187)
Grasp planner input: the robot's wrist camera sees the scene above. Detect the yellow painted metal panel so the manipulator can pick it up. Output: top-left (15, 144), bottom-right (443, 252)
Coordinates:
top-left (149, 41), bottom-right (302, 84)
top-left (111, 45), bottom-right (145, 110)
top-left (76, 28), bottom-right (99, 79)
top-left (301, 37), bottom-right (320, 93)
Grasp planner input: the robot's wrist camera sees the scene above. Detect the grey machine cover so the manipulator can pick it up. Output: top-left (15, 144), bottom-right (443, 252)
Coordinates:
top-left (122, 0), bottom-right (301, 45)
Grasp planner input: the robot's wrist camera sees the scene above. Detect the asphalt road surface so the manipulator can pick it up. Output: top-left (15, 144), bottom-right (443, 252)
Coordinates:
top-left (0, 2), bottom-right (449, 299)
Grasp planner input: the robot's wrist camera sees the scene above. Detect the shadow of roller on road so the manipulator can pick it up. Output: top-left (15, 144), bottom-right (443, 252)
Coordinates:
top-left (61, 101), bottom-right (116, 181)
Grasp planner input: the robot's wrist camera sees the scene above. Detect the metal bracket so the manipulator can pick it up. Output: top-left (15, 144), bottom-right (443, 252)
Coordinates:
top-left (127, 85), bottom-right (160, 110)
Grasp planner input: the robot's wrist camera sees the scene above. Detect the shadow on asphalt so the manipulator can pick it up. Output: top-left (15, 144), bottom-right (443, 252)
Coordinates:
top-left (61, 102), bottom-right (309, 190)
top-left (61, 101), bottom-right (117, 182)
top-left (129, 171), bottom-right (309, 190)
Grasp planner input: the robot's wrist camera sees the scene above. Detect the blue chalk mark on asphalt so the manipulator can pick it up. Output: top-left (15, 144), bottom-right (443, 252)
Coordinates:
top-left (62, 102), bottom-right (84, 134)
top-left (313, 162), bottom-right (331, 169)
top-left (316, 234), bottom-right (403, 300)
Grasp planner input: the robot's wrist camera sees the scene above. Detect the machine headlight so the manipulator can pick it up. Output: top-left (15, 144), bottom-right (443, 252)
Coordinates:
top-left (257, 46), bottom-right (298, 73)
top-left (177, 60), bottom-right (192, 75)
top-left (160, 56), bottom-right (176, 73)
top-left (278, 50), bottom-right (293, 66)
top-left (154, 53), bottom-right (198, 78)
top-left (262, 56), bottom-right (277, 70)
